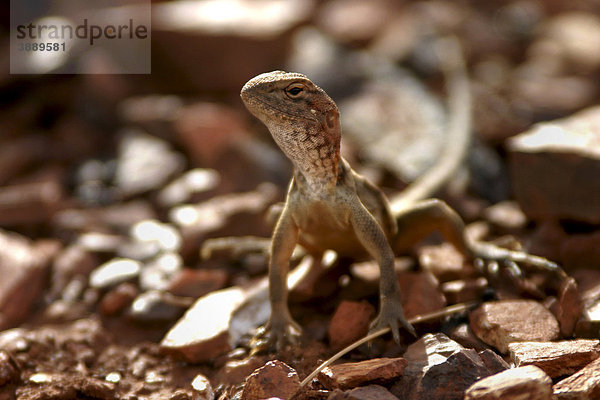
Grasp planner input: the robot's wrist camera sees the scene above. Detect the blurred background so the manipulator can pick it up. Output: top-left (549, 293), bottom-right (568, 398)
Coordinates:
top-left (1, 0), bottom-right (600, 328)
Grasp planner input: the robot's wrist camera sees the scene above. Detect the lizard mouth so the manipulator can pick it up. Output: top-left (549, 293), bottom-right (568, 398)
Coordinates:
top-left (242, 92), bottom-right (319, 123)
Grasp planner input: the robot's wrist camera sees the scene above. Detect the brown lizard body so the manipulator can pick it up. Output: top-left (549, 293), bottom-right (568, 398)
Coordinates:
top-left (240, 45), bottom-right (563, 350)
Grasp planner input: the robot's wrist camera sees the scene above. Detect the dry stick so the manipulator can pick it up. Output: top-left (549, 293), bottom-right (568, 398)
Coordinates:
top-left (299, 301), bottom-right (479, 387)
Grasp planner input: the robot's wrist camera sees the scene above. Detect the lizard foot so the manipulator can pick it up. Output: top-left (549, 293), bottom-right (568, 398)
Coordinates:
top-left (471, 241), bottom-right (567, 284)
top-left (251, 313), bottom-right (302, 353)
top-left (369, 296), bottom-right (416, 343)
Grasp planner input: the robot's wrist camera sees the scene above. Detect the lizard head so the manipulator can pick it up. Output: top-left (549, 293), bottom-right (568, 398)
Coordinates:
top-left (241, 71), bottom-right (341, 188)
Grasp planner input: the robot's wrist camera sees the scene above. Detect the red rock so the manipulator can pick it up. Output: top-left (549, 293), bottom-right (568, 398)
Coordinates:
top-left (509, 339), bottom-right (600, 378)
top-left (346, 384), bottom-right (399, 400)
top-left (49, 245), bottom-right (98, 300)
top-left (478, 349), bottom-right (510, 375)
top-left (483, 201), bottom-right (528, 231)
top-left (442, 278), bottom-right (488, 304)
top-left (508, 106), bottom-right (600, 224)
top-left (0, 177), bottom-right (65, 226)
top-left (469, 300), bottom-right (560, 353)
top-left (398, 271), bottom-right (446, 319)
top-left (464, 365), bottom-right (552, 400)
top-left (167, 268), bottom-right (228, 298)
top-left (553, 357), bottom-right (600, 399)
top-left (317, 358), bottom-right (407, 390)
top-left (418, 243), bottom-right (467, 282)
top-left (554, 277), bottom-right (583, 337)
top-left (240, 360), bottom-right (299, 400)
top-left (560, 231), bottom-right (600, 271)
top-left (328, 301), bottom-right (376, 350)
top-left (447, 323), bottom-right (490, 352)
top-left (216, 356), bottom-right (267, 386)
top-left (0, 230), bottom-right (59, 330)
top-left (99, 283), bottom-right (139, 316)
top-left (390, 333), bottom-right (505, 400)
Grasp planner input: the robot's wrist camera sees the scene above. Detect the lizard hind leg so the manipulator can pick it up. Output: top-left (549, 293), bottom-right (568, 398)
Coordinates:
top-left (392, 198), bottom-right (566, 284)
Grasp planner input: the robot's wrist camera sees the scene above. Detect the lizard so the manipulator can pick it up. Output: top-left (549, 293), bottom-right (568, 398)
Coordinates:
top-left (239, 39), bottom-right (564, 350)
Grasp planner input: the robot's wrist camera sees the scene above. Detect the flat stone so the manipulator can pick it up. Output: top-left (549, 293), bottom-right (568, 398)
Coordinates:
top-left (317, 358), bottom-right (407, 390)
top-left (99, 282), bottom-right (138, 316)
top-left (128, 290), bottom-right (189, 323)
top-left (508, 105), bottom-right (600, 224)
top-left (418, 243), bottom-right (467, 282)
top-left (328, 301), bottom-right (375, 350)
top-left (464, 365), bottom-right (552, 400)
top-left (167, 268), bottom-right (228, 298)
top-left (89, 258), bottom-right (142, 290)
top-left (478, 349), bottom-right (511, 375)
top-left (160, 287), bottom-right (246, 363)
top-left (469, 300), bottom-right (560, 353)
top-left (240, 360), bottom-right (299, 400)
top-left (398, 271), bottom-right (446, 319)
top-left (346, 384), bottom-right (399, 400)
top-left (509, 340), bottom-right (600, 378)
top-left (553, 357), bottom-right (600, 399)
top-left (0, 175), bottom-right (64, 226)
top-left (0, 230), bottom-right (58, 330)
top-left (216, 356), bottom-right (267, 386)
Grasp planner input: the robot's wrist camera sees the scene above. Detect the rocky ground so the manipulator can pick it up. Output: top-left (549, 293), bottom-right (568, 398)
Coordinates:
top-left (2, 1), bottom-right (600, 399)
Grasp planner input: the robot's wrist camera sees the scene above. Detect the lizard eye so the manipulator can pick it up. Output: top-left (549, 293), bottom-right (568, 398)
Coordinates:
top-left (285, 84), bottom-right (305, 98)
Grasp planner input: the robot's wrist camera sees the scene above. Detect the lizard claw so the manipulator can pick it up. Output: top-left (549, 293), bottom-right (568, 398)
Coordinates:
top-left (251, 313), bottom-right (302, 353)
top-left (369, 296), bottom-right (416, 342)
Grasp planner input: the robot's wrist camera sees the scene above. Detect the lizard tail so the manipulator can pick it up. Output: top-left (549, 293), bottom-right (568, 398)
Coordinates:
top-left (390, 36), bottom-right (472, 214)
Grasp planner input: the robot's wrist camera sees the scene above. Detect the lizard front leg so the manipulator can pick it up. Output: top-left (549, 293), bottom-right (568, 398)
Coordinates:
top-left (259, 204), bottom-right (302, 350)
top-left (350, 200), bottom-right (416, 341)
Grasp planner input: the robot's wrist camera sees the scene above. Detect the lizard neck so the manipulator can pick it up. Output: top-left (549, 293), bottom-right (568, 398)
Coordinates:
top-left (270, 121), bottom-right (341, 196)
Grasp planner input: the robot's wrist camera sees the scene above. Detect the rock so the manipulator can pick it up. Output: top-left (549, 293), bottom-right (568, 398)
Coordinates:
top-left (191, 374), bottom-right (214, 400)
top-left (560, 232), bottom-right (600, 271)
top-left (554, 277), bottom-right (583, 337)
top-left (478, 349), bottom-right (510, 375)
top-left (139, 253), bottom-right (183, 291)
top-left (152, 0), bottom-right (313, 92)
top-left (128, 290), bottom-right (190, 323)
top-left (169, 183), bottom-right (278, 258)
top-left (317, 358), bottom-right (407, 390)
top-left (99, 282), bottom-right (139, 316)
top-left (483, 201), bottom-right (528, 231)
top-left (0, 230), bottom-right (58, 330)
top-left (509, 339), bottom-right (600, 378)
top-left (0, 177), bottom-right (65, 226)
top-left (447, 323), bottom-right (490, 352)
top-left (114, 129), bottom-right (184, 197)
top-left (160, 287), bottom-right (246, 362)
top-left (0, 350), bottom-right (19, 386)
top-left (216, 356), bottom-right (267, 386)
top-left (508, 105), bottom-right (600, 224)
top-left (464, 365), bottom-right (552, 400)
top-left (345, 384), bottom-right (399, 400)
top-left (157, 169), bottom-right (220, 207)
top-left (418, 243), bottom-right (468, 282)
top-left (398, 271), bottom-right (446, 319)
top-left (328, 301), bottom-right (376, 350)
top-left (553, 357), bottom-right (600, 399)
top-left (317, 0), bottom-right (395, 45)
top-left (167, 268), bottom-right (228, 298)
top-left (442, 278), bottom-right (488, 304)
top-left (469, 300), bottom-right (560, 353)
top-left (89, 258), bottom-right (142, 290)
top-left (240, 360), bottom-right (300, 400)
top-left (49, 245), bottom-right (98, 301)
top-left (390, 333), bottom-right (498, 400)
top-left (131, 220), bottom-right (182, 253)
